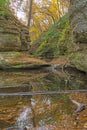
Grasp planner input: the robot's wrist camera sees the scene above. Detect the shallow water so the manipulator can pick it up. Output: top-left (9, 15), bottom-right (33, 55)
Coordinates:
top-left (0, 69), bottom-right (87, 130)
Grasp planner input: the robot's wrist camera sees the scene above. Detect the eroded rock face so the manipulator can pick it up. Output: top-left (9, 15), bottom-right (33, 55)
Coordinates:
top-left (0, 8), bottom-right (50, 69)
top-left (0, 12), bottom-right (30, 51)
top-left (69, 0), bottom-right (87, 72)
top-left (0, 52), bottom-right (50, 69)
top-left (69, 0), bottom-right (87, 43)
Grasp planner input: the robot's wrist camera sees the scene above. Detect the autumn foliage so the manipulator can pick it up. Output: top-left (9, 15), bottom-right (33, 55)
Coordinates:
top-left (9, 0), bottom-right (69, 41)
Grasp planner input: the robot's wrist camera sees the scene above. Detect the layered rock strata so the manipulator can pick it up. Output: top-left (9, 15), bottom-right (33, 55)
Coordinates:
top-left (69, 0), bottom-right (87, 72)
top-left (0, 13), bottom-right (30, 51)
top-left (0, 8), bottom-right (49, 69)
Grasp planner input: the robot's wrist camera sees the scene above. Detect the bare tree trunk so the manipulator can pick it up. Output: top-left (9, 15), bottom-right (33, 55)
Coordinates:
top-left (27, 0), bottom-right (32, 29)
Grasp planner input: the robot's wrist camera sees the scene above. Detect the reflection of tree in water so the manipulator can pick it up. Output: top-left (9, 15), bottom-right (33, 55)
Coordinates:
top-left (62, 68), bottom-right (87, 90)
top-left (30, 94), bottom-right (87, 130)
top-left (0, 93), bottom-right (87, 129)
top-left (31, 71), bottom-right (87, 93)
top-left (28, 94), bottom-right (75, 129)
top-left (0, 70), bottom-right (87, 129)
top-left (0, 95), bottom-right (32, 129)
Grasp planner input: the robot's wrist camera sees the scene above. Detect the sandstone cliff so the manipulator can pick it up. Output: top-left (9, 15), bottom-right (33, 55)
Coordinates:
top-left (0, 8), bottom-right (49, 69)
top-left (69, 0), bottom-right (87, 73)
top-left (0, 10), bottom-right (30, 51)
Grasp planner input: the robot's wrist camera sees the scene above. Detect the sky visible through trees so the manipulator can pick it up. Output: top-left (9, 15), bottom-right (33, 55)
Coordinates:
top-left (2, 0), bottom-right (69, 40)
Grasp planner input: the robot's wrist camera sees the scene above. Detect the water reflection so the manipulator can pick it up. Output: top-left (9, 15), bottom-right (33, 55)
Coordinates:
top-left (0, 94), bottom-right (87, 130)
top-left (0, 69), bottom-right (86, 129)
top-left (0, 69), bottom-right (86, 93)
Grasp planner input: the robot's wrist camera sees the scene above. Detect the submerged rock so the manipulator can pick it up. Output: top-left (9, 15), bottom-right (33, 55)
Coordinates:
top-left (69, 0), bottom-right (87, 72)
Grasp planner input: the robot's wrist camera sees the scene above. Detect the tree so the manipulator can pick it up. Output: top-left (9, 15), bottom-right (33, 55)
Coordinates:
top-left (29, 0), bottom-right (69, 41)
top-left (27, 0), bottom-right (33, 29)
top-left (9, 0), bottom-right (69, 41)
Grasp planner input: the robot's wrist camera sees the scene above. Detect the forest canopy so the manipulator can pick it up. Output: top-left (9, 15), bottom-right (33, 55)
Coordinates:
top-left (0, 0), bottom-right (69, 40)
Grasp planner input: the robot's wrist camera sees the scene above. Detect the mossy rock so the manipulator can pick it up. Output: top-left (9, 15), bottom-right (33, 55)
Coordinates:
top-left (0, 52), bottom-right (50, 69)
top-left (30, 14), bottom-right (69, 59)
top-left (0, 33), bottom-right (21, 51)
top-left (69, 0), bottom-right (87, 43)
top-left (0, 11), bottom-right (30, 51)
top-left (69, 51), bottom-right (87, 72)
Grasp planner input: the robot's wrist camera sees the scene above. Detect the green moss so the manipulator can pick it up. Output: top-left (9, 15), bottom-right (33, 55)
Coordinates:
top-left (0, 0), bottom-right (11, 15)
top-left (30, 14), bottom-right (70, 59)
top-left (0, 0), bottom-right (9, 8)
top-left (55, 21), bottom-right (70, 55)
top-left (69, 51), bottom-right (87, 72)
top-left (0, 11), bottom-right (10, 15)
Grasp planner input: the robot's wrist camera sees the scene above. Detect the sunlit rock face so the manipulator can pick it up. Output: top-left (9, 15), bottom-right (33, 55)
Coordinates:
top-left (69, 0), bottom-right (87, 72)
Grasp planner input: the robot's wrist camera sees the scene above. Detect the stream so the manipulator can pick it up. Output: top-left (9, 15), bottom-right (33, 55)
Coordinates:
top-left (0, 67), bottom-right (87, 130)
